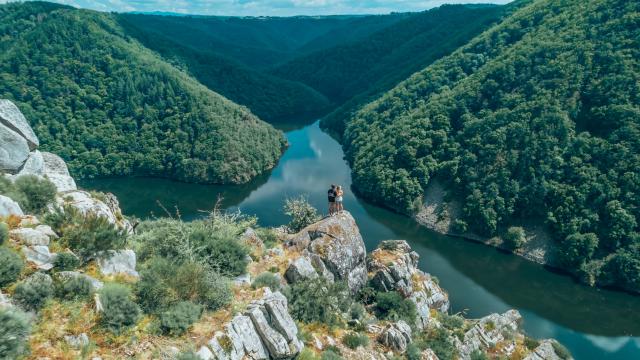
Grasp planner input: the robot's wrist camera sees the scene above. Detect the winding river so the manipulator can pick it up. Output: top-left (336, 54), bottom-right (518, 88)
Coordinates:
top-left (82, 121), bottom-right (640, 360)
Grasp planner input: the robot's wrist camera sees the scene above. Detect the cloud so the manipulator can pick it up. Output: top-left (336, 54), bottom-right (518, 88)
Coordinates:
top-left (1, 0), bottom-right (513, 16)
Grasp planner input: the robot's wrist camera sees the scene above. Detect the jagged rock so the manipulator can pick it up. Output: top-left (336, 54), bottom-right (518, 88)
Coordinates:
top-left (288, 211), bottom-right (367, 293)
top-left (56, 190), bottom-right (131, 232)
top-left (41, 152), bottom-right (77, 192)
top-left (22, 245), bottom-right (56, 270)
top-left (285, 256), bottom-right (318, 283)
top-left (241, 228), bottom-right (264, 249)
top-left (266, 247), bottom-right (284, 257)
top-left (0, 121), bottom-right (30, 173)
top-left (196, 345), bottom-right (214, 360)
top-left (378, 321), bottom-right (412, 353)
top-left (208, 331), bottom-right (244, 360)
top-left (0, 99), bottom-right (39, 150)
top-left (97, 250), bottom-right (139, 278)
top-left (64, 333), bottom-right (89, 349)
top-left (234, 273), bottom-right (251, 286)
top-left (13, 150), bottom-right (45, 177)
top-left (0, 194), bottom-right (23, 217)
top-left (455, 310), bottom-right (522, 360)
top-left (420, 349), bottom-right (439, 360)
top-left (19, 215), bottom-right (40, 227)
top-left (229, 315), bottom-right (269, 359)
top-left (523, 340), bottom-right (564, 360)
top-left (368, 240), bottom-right (449, 329)
top-left (57, 271), bottom-right (104, 290)
top-left (10, 227), bottom-right (50, 246)
top-left (35, 224), bottom-right (58, 239)
top-left (247, 306), bottom-right (292, 359)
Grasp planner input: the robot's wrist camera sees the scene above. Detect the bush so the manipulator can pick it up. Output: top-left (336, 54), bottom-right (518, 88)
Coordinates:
top-left (189, 229), bottom-right (249, 277)
top-left (0, 308), bottom-right (31, 359)
top-left (284, 196), bottom-right (320, 232)
top-left (99, 284), bottom-right (140, 334)
top-left (53, 252), bottom-right (81, 271)
top-left (13, 175), bottom-right (57, 214)
top-left (503, 226), bottom-right (526, 250)
top-left (349, 303), bottom-right (366, 321)
top-left (13, 272), bottom-right (54, 311)
top-left (425, 328), bottom-right (456, 360)
top-left (406, 343), bottom-right (422, 360)
top-left (160, 301), bottom-right (203, 336)
top-left (451, 219), bottom-right (468, 233)
top-left (552, 341), bottom-right (571, 360)
top-left (440, 313), bottom-right (465, 330)
top-left (321, 349), bottom-right (344, 360)
top-left (524, 337), bottom-right (540, 350)
top-left (0, 247), bottom-right (23, 287)
top-left (64, 213), bottom-right (127, 260)
top-left (56, 276), bottom-right (94, 301)
top-left (256, 228), bottom-right (279, 248)
top-left (176, 350), bottom-right (201, 360)
top-left (342, 332), bottom-right (369, 349)
top-left (298, 348), bottom-right (321, 360)
top-left (374, 291), bottom-right (417, 325)
top-left (252, 272), bottom-right (281, 291)
top-left (470, 350), bottom-right (490, 360)
top-left (0, 223), bottom-right (8, 245)
top-left (286, 277), bottom-right (351, 326)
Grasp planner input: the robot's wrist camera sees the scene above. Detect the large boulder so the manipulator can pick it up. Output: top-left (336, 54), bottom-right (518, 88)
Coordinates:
top-left (97, 250), bottom-right (138, 278)
top-left (523, 340), bottom-right (564, 360)
top-left (0, 100), bottom-right (39, 150)
top-left (41, 152), bottom-right (77, 192)
top-left (368, 240), bottom-right (449, 329)
top-left (287, 211), bottom-right (367, 293)
top-left (455, 310), bottom-right (522, 360)
top-left (0, 121), bottom-right (30, 173)
top-left (55, 190), bottom-right (132, 232)
top-left (378, 321), bottom-right (412, 353)
top-left (285, 256), bottom-right (318, 283)
top-left (10, 227), bottom-right (50, 246)
top-left (22, 245), bottom-right (57, 270)
top-left (0, 194), bottom-right (23, 217)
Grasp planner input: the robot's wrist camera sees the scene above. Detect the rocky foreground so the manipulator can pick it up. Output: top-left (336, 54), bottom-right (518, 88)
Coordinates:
top-left (0, 100), bottom-right (569, 359)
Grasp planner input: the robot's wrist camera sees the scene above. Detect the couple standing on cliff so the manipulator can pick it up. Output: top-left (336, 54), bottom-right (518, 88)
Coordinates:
top-left (327, 184), bottom-right (344, 216)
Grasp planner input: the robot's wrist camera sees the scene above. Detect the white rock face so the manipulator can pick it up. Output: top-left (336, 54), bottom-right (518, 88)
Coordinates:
top-left (41, 152), bottom-right (77, 192)
top-left (64, 333), bottom-right (89, 349)
top-left (285, 256), bottom-right (318, 283)
top-left (0, 99), bottom-right (39, 150)
top-left (97, 250), bottom-right (138, 278)
top-left (523, 340), bottom-right (564, 360)
top-left (14, 150), bottom-right (45, 177)
top-left (10, 227), bottom-right (50, 246)
top-left (0, 292), bottom-right (13, 309)
top-left (0, 194), bottom-right (23, 217)
top-left (35, 224), bottom-right (58, 239)
top-left (455, 310), bottom-right (522, 360)
top-left (229, 315), bottom-right (268, 359)
top-left (0, 121), bottom-right (30, 173)
top-left (22, 245), bottom-right (57, 270)
top-left (378, 321), bottom-right (413, 353)
top-left (196, 345), bottom-right (214, 360)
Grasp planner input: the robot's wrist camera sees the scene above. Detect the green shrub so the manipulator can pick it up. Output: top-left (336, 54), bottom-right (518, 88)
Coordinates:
top-left (14, 175), bottom-right (57, 214)
top-left (342, 332), bottom-right (369, 349)
top-left (284, 196), bottom-right (320, 233)
top-left (252, 272), bottom-right (281, 291)
top-left (374, 291), bottom-right (417, 325)
top-left (406, 343), bottom-right (422, 360)
top-left (53, 252), bottom-right (81, 271)
top-left (349, 303), bottom-right (366, 321)
top-left (356, 285), bottom-right (377, 305)
top-left (0, 223), bottom-right (8, 245)
top-left (256, 228), bottom-right (279, 248)
top-left (440, 313), bottom-right (465, 331)
top-left (524, 337), bottom-right (540, 350)
top-left (13, 272), bottom-right (54, 311)
top-left (189, 230), bottom-right (249, 277)
top-left (470, 350), bottom-right (489, 360)
top-left (321, 349), bottom-right (344, 360)
top-left (286, 277), bottom-right (351, 326)
top-left (297, 348), bottom-right (321, 360)
top-left (64, 213), bottom-right (126, 260)
top-left (552, 341), bottom-right (571, 360)
top-left (99, 284), bottom-right (140, 334)
top-left (160, 301), bottom-right (203, 336)
top-left (451, 219), bottom-right (468, 233)
top-left (56, 276), bottom-right (94, 301)
top-left (425, 328), bottom-right (456, 360)
top-left (0, 308), bottom-right (31, 359)
top-left (503, 226), bottom-right (526, 250)
top-left (0, 247), bottom-right (23, 287)
top-left (176, 350), bottom-right (201, 360)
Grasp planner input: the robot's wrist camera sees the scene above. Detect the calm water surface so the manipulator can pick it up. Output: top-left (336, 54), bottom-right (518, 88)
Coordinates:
top-left (82, 121), bottom-right (640, 360)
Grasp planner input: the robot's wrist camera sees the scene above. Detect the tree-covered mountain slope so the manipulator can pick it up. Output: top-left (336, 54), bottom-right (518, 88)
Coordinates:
top-left (272, 4), bottom-right (508, 135)
top-left (344, 0), bottom-right (640, 291)
top-left (117, 16), bottom-right (331, 122)
top-left (0, 1), bottom-right (286, 184)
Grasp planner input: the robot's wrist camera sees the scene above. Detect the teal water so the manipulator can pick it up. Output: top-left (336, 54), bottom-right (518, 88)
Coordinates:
top-left (82, 121), bottom-right (640, 360)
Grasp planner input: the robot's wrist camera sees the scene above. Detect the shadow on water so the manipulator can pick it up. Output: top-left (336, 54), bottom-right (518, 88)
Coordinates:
top-left (81, 121), bottom-right (640, 360)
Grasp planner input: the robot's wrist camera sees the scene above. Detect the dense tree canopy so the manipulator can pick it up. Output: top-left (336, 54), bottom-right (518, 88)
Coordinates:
top-left (0, 2), bottom-right (286, 184)
top-left (344, 0), bottom-right (640, 292)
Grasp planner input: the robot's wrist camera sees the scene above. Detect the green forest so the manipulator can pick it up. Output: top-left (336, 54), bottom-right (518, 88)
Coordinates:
top-left (0, 2), bottom-right (286, 184)
top-left (343, 0), bottom-right (640, 292)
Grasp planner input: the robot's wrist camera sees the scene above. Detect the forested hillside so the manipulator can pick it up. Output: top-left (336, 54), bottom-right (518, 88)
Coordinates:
top-left (344, 0), bottom-right (640, 291)
top-left (272, 4), bottom-right (509, 135)
top-left (0, 2), bottom-right (286, 184)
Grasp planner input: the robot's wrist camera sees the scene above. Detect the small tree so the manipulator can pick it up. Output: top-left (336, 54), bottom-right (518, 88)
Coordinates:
top-left (64, 213), bottom-right (126, 260)
top-left (503, 226), bottom-right (526, 250)
top-left (284, 196), bottom-right (320, 233)
top-left (14, 175), bottom-right (57, 214)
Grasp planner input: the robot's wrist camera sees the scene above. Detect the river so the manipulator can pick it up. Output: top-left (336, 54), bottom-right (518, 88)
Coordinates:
top-left (81, 121), bottom-right (640, 360)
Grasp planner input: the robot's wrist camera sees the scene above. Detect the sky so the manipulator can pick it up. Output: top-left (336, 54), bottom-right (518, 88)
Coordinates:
top-left (0, 0), bottom-right (513, 16)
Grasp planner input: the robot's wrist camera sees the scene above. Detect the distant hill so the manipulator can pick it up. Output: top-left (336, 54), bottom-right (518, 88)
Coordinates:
top-left (343, 0), bottom-right (640, 292)
top-left (0, 1), bottom-right (286, 184)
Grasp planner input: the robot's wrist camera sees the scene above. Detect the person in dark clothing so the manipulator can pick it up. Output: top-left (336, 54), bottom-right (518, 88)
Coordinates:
top-left (328, 184), bottom-right (336, 215)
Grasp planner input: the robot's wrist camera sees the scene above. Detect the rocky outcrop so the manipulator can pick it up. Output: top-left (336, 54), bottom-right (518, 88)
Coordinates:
top-left (285, 256), bottom-right (317, 283)
top-left (378, 321), bottom-right (412, 352)
top-left (198, 289), bottom-right (302, 360)
top-left (286, 211), bottom-right (367, 293)
top-left (64, 333), bottom-right (89, 349)
top-left (523, 340), bottom-right (564, 360)
top-left (454, 310), bottom-right (522, 360)
top-left (0, 99), bottom-right (39, 150)
top-left (56, 190), bottom-right (132, 232)
top-left (22, 245), bottom-right (57, 270)
top-left (98, 250), bottom-right (138, 278)
top-left (57, 271), bottom-right (104, 290)
top-left (368, 240), bottom-right (449, 329)
top-left (0, 194), bottom-right (23, 217)
top-left (10, 227), bottom-right (50, 246)
top-left (0, 119), bottom-right (30, 172)
top-left (41, 152), bottom-right (77, 192)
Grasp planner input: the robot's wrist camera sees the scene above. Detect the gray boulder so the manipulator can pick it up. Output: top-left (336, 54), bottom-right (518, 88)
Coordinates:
top-left (56, 190), bottom-right (132, 232)
top-left (285, 256), bottom-right (318, 283)
top-left (0, 292), bottom-right (13, 309)
top-left (41, 152), bottom-right (77, 192)
top-left (22, 245), bottom-right (57, 270)
top-left (10, 227), bottom-right (50, 246)
top-left (0, 194), bottom-right (23, 217)
top-left (241, 227), bottom-right (264, 249)
top-left (196, 345), bottom-right (214, 360)
top-left (288, 211), bottom-right (367, 293)
top-left (97, 250), bottom-right (138, 278)
top-left (0, 121), bottom-right (30, 173)
top-left (229, 315), bottom-right (269, 359)
top-left (455, 310), bottom-right (522, 360)
top-left (64, 333), bottom-right (89, 349)
top-left (378, 321), bottom-right (412, 353)
top-left (208, 331), bottom-right (244, 360)
top-left (35, 224), bottom-right (58, 239)
top-left (0, 99), bottom-right (39, 150)
top-left (13, 150), bottom-right (45, 177)
top-left (57, 271), bottom-right (104, 290)
top-left (523, 340), bottom-right (565, 360)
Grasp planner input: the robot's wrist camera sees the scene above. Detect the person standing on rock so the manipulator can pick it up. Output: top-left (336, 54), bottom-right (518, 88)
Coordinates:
top-left (328, 184), bottom-right (337, 215)
top-left (335, 185), bottom-right (344, 212)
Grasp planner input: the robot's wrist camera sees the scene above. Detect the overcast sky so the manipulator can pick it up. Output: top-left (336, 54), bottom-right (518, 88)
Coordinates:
top-left (1, 0), bottom-right (513, 16)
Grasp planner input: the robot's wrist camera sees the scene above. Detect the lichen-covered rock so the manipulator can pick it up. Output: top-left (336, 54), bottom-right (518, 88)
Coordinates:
top-left (0, 99), bottom-right (39, 150)
top-left (56, 190), bottom-right (132, 232)
top-left (420, 349), bottom-right (439, 360)
top-left (57, 271), bottom-right (104, 290)
top-left (12, 150), bottom-right (45, 177)
top-left (368, 240), bottom-right (449, 328)
top-left (0, 194), bottom-right (23, 217)
top-left (288, 211), bottom-right (367, 293)
top-left (35, 224), bottom-right (58, 239)
top-left (241, 228), bottom-right (264, 249)
top-left (455, 310), bottom-right (522, 360)
top-left (0, 121), bottom-right (30, 173)
top-left (10, 227), bottom-right (50, 246)
top-left (523, 340), bottom-right (565, 360)
top-left (229, 315), bottom-right (269, 359)
top-left (208, 331), bottom-right (244, 360)
top-left (64, 333), bottom-right (89, 349)
top-left (196, 345), bottom-right (214, 360)
top-left (285, 256), bottom-right (317, 283)
top-left (234, 273), bottom-right (251, 286)
top-left (22, 245), bottom-right (57, 270)
top-left (41, 152), bottom-right (77, 192)
top-left (0, 291), bottom-right (13, 309)
top-left (378, 320), bottom-right (412, 352)
top-left (97, 249), bottom-right (139, 278)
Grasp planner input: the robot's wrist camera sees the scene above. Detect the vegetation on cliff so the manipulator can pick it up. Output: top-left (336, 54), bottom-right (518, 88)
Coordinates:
top-left (343, 0), bottom-right (640, 291)
top-left (0, 2), bottom-right (286, 184)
